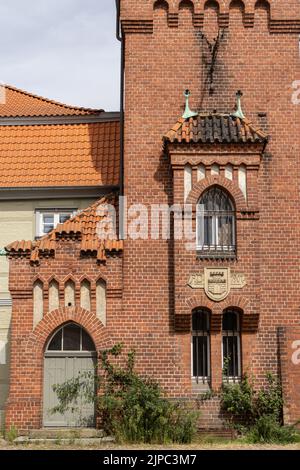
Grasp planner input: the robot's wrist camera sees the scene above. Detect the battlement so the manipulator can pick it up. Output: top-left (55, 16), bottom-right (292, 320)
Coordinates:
top-left (120, 0), bottom-right (300, 34)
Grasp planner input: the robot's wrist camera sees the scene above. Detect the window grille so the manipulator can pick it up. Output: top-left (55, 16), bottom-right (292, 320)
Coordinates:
top-left (191, 308), bottom-right (211, 385)
top-left (196, 187), bottom-right (236, 258)
top-left (222, 309), bottom-right (241, 382)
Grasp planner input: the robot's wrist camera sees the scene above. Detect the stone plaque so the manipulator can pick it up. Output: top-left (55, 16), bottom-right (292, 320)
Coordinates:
top-left (188, 268), bottom-right (246, 302)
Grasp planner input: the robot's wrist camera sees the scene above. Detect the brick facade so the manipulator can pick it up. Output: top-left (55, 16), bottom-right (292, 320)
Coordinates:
top-left (5, 0), bottom-right (300, 430)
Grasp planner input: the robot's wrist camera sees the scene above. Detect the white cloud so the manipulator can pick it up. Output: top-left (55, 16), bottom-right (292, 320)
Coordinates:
top-left (0, 0), bottom-right (120, 110)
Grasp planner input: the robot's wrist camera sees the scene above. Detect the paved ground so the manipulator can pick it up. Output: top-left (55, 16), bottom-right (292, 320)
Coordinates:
top-left (1, 438), bottom-right (300, 450)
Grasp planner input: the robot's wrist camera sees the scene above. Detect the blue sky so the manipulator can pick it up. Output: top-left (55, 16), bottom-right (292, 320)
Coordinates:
top-left (0, 0), bottom-right (120, 111)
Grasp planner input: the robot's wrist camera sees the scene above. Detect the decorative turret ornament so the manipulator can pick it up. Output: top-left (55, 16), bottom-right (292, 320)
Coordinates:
top-left (182, 89), bottom-right (198, 119)
top-left (231, 90), bottom-right (245, 119)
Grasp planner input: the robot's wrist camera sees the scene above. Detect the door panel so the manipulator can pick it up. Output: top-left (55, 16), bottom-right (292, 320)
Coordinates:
top-left (43, 356), bottom-right (96, 427)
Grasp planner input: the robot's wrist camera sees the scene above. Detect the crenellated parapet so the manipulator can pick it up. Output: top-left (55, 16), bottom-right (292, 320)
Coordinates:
top-left (120, 0), bottom-right (300, 34)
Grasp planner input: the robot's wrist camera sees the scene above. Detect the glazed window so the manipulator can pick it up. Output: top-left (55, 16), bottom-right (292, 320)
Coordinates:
top-left (191, 308), bottom-right (210, 386)
top-left (47, 324), bottom-right (95, 352)
top-left (35, 209), bottom-right (76, 237)
top-left (222, 309), bottom-right (241, 382)
top-left (196, 187), bottom-right (236, 258)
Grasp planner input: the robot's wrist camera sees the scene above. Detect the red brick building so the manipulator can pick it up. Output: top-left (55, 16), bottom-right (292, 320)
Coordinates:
top-left (4, 0), bottom-right (300, 431)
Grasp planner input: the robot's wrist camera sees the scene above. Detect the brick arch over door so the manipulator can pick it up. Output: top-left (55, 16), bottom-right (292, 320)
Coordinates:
top-left (6, 307), bottom-right (111, 430)
top-left (186, 175), bottom-right (246, 211)
top-left (29, 306), bottom-right (112, 355)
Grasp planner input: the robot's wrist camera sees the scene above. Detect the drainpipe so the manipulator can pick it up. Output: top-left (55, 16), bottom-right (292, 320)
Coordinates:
top-left (115, 0), bottom-right (125, 239)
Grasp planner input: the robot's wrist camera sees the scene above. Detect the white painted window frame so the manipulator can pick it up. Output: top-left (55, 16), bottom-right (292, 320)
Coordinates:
top-left (222, 313), bottom-right (241, 382)
top-left (35, 208), bottom-right (77, 237)
top-left (191, 331), bottom-right (211, 385)
top-left (191, 311), bottom-right (211, 385)
top-left (196, 210), bottom-right (236, 252)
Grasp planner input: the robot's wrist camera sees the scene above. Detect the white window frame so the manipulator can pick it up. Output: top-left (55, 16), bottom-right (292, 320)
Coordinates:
top-left (222, 312), bottom-right (241, 382)
top-left (191, 310), bottom-right (211, 386)
top-left (35, 208), bottom-right (77, 237)
top-left (196, 209), bottom-right (236, 252)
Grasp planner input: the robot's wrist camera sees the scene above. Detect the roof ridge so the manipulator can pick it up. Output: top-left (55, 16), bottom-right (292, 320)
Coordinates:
top-left (3, 84), bottom-right (103, 114)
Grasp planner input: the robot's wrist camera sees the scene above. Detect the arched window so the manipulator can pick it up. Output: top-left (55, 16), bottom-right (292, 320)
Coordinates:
top-left (222, 309), bottom-right (241, 381)
top-left (196, 187), bottom-right (236, 257)
top-left (47, 323), bottom-right (95, 352)
top-left (191, 308), bottom-right (210, 386)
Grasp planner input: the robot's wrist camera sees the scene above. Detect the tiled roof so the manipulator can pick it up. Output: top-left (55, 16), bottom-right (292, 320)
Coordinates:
top-left (164, 115), bottom-right (268, 145)
top-left (0, 84), bottom-right (102, 117)
top-left (0, 121), bottom-right (120, 187)
top-left (6, 195), bottom-right (123, 263)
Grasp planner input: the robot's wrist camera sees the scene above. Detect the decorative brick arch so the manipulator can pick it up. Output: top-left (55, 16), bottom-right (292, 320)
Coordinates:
top-left (220, 293), bottom-right (249, 312)
top-left (204, 0), bottom-right (220, 11)
top-left (27, 306), bottom-right (112, 356)
top-left (153, 0), bottom-right (169, 11)
top-left (185, 292), bottom-right (215, 312)
top-left (185, 292), bottom-right (249, 315)
top-left (186, 175), bottom-right (246, 211)
top-left (178, 0), bottom-right (194, 11)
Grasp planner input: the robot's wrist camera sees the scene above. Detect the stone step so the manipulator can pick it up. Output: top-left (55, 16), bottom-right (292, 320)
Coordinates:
top-left (14, 436), bottom-right (114, 445)
top-left (27, 428), bottom-right (105, 439)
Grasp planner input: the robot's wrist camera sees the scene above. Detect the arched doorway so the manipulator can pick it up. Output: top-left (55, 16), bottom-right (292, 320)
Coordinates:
top-left (43, 323), bottom-right (97, 427)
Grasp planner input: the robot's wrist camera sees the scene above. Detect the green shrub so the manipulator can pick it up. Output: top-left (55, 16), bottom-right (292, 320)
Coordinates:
top-left (5, 425), bottom-right (18, 443)
top-left (52, 344), bottom-right (199, 444)
top-left (255, 373), bottom-right (283, 421)
top-left (220, 372), bottom-right (300, 444)
top-left (221, 375), bottom-right (255, 422)
top-left (246, 415), bottom-right (300, 444)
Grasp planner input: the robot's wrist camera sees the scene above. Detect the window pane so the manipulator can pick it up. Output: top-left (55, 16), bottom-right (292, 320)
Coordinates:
top-left (48, 329), bottom-right (62, 351)
top-left (222, 312), bottom-right (238, 331)
top-left (192, 311), bottom-right (209, 331)
top-left (59, 213), bottom-right (71, 224)
top-left (204, 216), bottom-right (213, 246)
top-left (223, 336), bottom-right (239, 377)
top-left (82, 330), bottom-right (95, 351)
top-left (217, 216), bottom-right (234, 247)
top-left (43, 224), bottom-right (54, 234)
top-left (197, 188), bottom-right (235, 254)
top-left (63, 324), bottom-right (81, 350)
top-left (193, 336), bottom-right (208, 377)
top-left (43, 214), bottom-right (54, 225)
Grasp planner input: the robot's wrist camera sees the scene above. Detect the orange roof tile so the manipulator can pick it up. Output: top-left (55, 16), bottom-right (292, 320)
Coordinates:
top-left (6, 195), bottom-right (123, 263)
top-left (0, 84), bottom-right (102, 117)
top-left (0, 121), bottom-right (120, 187)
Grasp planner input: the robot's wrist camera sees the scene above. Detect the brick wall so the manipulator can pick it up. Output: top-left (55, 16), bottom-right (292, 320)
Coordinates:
top-left (119, 0), bottom-right (300, 420)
